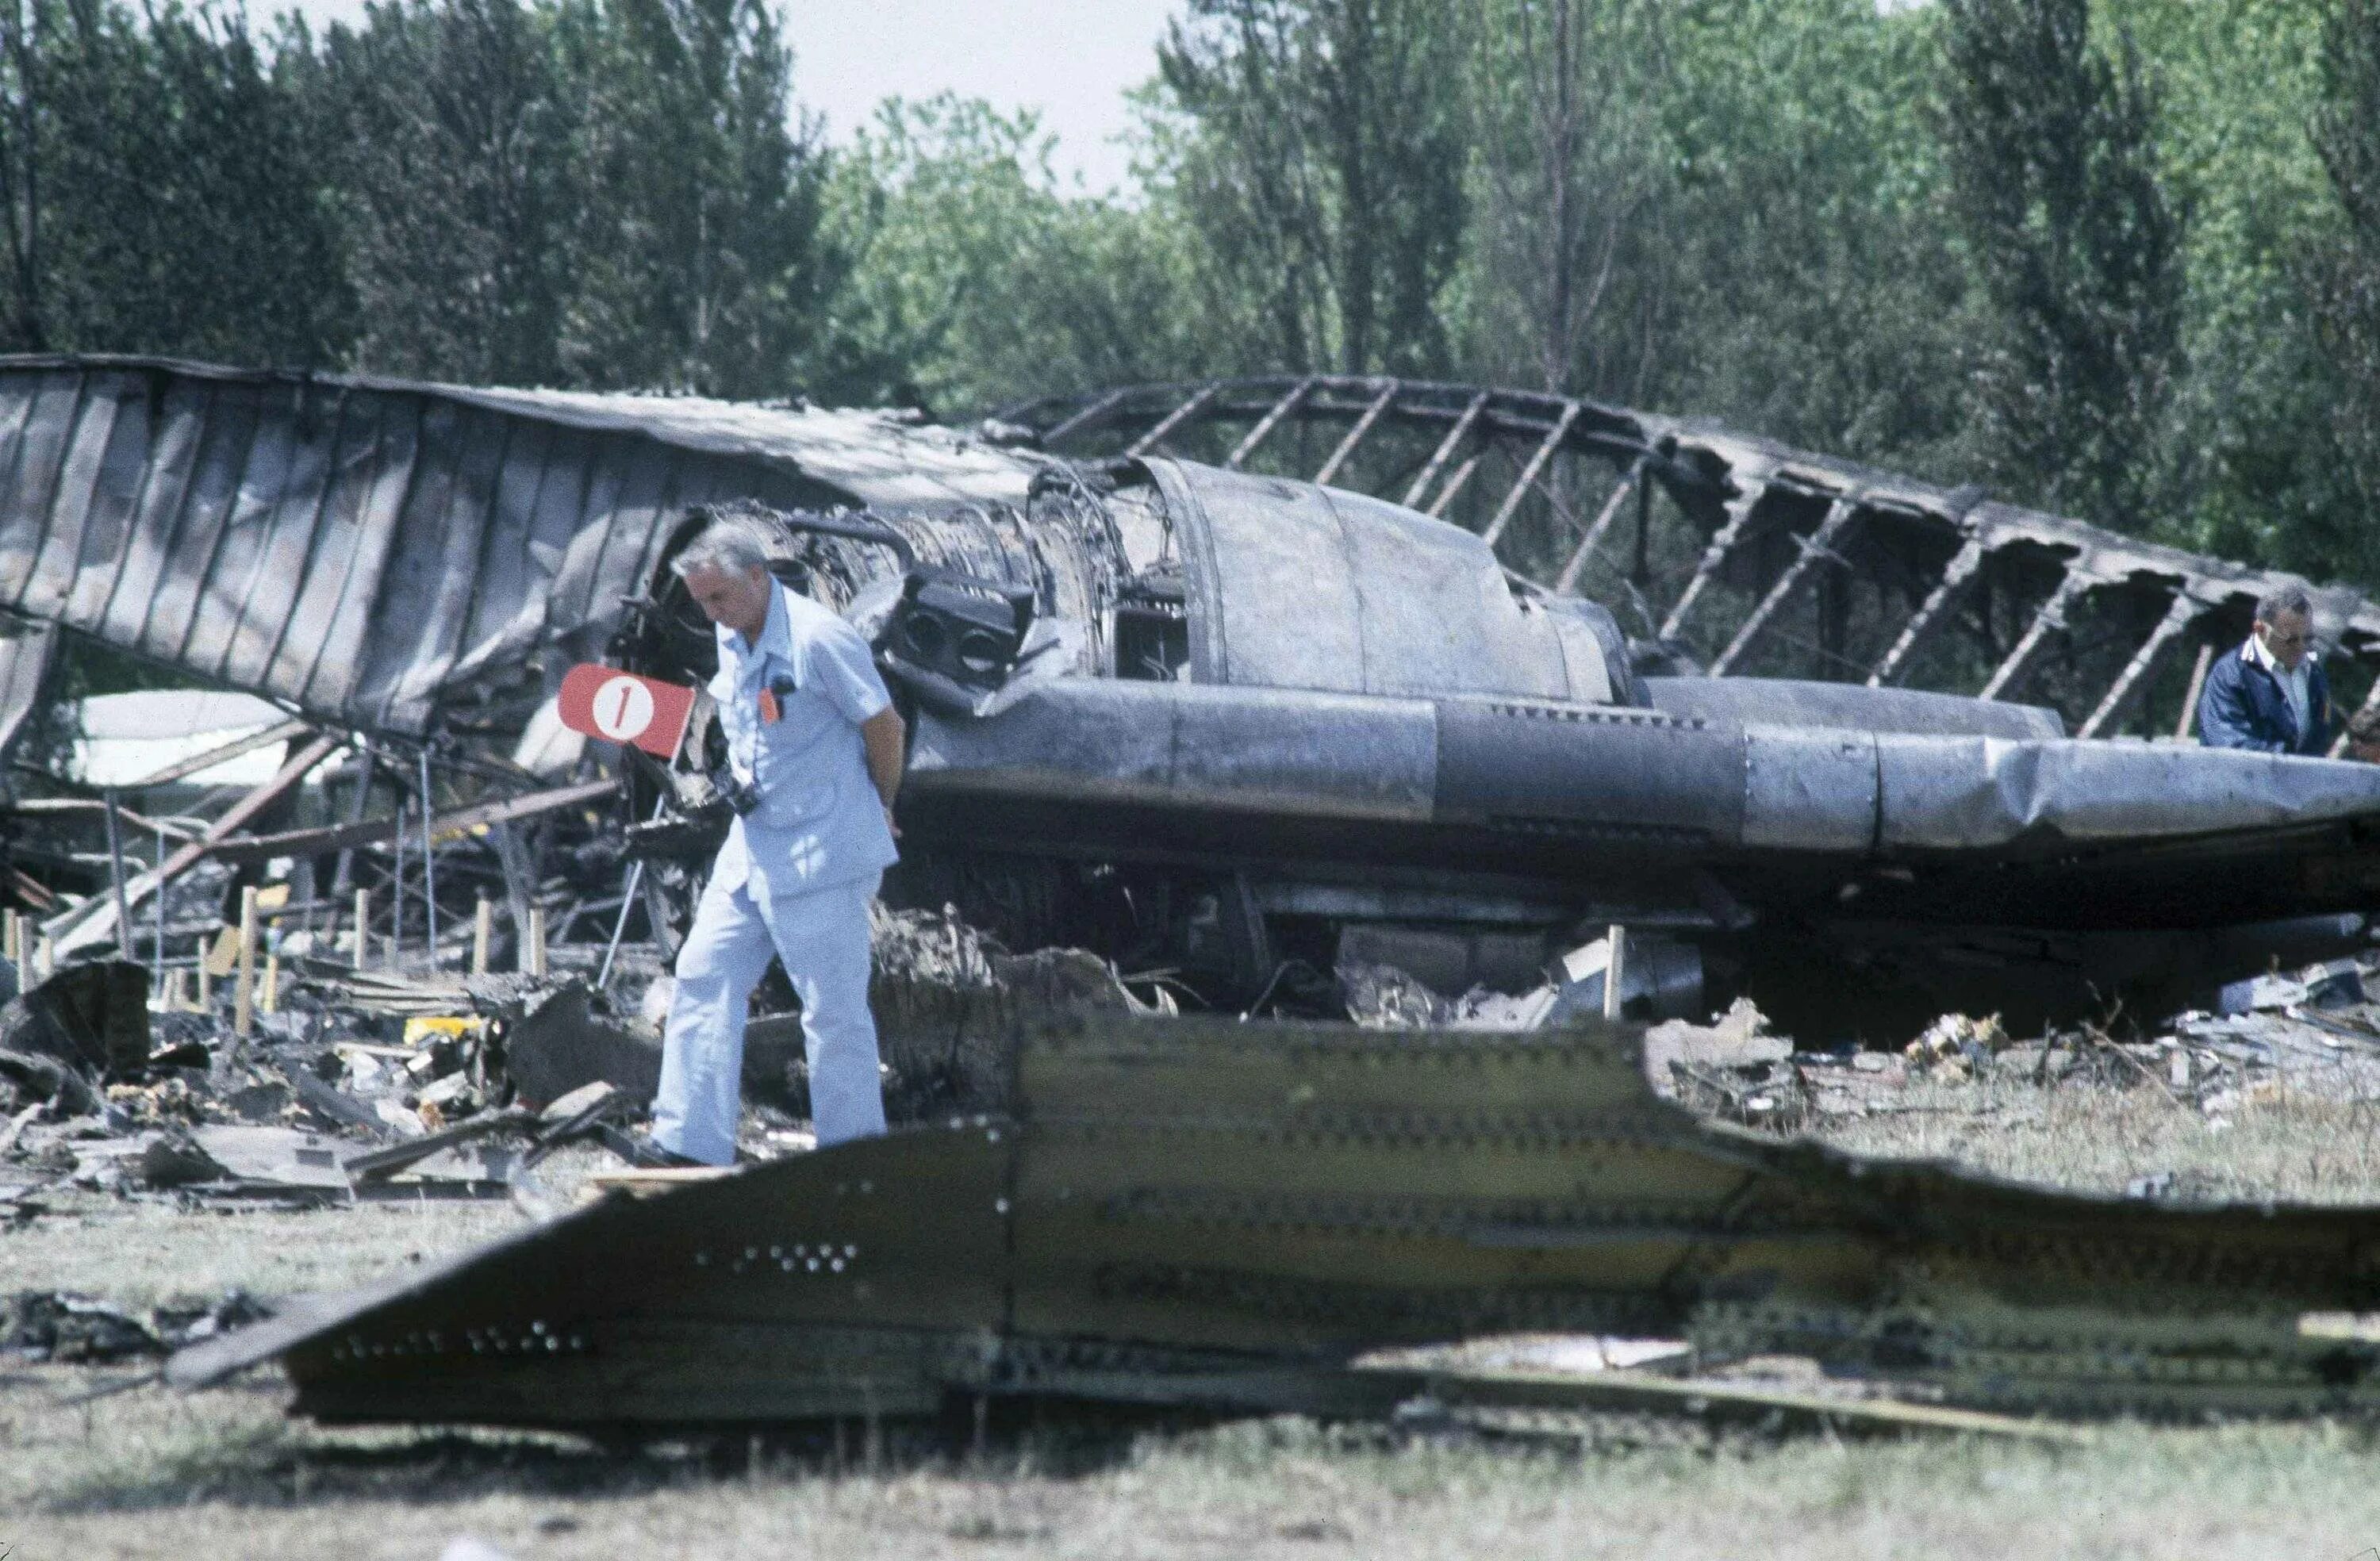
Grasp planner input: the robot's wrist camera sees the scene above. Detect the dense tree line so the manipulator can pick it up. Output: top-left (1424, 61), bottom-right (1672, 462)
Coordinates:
top-left (0, 0), bottom-right (2371, 581)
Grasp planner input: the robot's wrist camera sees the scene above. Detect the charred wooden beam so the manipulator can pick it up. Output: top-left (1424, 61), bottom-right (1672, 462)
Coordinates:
top-left (1553, 459), bottom-right (1645, 594)
top-left (1426, 451), bottom-right (1486, 519)
top-left (44, 731), bottom-right (342, 951)
top-left (1312, 382), bottom-right (1400, 486)
top-left (1979, 572), bottom-right (2089, 703)
top-left (1223, 378), bottom-right (1315, 470)
top-left (1401, 391), bottom-right (1489, 508)
top-left (1708, 494), bottom-right (1861, 677)
top-left (1659, 481), bottom-right (1769, 642)
top-left (1041, 387), bottom-right (1131, 447)
top-left (1125, 385), bottom-right (1220, 458)
top-left (206, 777), bottom-right (618, 868)
top-left (123, 717), bottom-right (313, 790)
top-left (2078, 593), bottom-right (2203, 739)
top-left (1480, 402), bottom-right (1583, 549)
top-left (1867, 539), bottom-right (1987, 688)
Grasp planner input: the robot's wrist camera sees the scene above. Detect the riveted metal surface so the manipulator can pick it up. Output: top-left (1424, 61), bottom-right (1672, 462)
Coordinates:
top-left (905, 679), bottom-right (1440, 822)
top-left (1741, 726), bottom-right (1879, 853)
top-left (175, 1012), bottom-right (2380, 1425)
top-left (1146, 458), bottom-right (1587, 702)
top-left (1433, 698), bottom-right (1745, 843)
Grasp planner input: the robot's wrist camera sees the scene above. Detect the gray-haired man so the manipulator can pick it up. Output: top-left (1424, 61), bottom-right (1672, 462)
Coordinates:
top-left (2197, 583), bottom-right (2333, 755)
top-left (650, 522), bottom-right (907, 1164)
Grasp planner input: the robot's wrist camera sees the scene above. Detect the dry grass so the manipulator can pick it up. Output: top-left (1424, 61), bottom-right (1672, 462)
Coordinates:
top-left (1809, 1073), bottom-right (2380, 1203)
top-left (6, 1361), bottom-right (2380, 1560)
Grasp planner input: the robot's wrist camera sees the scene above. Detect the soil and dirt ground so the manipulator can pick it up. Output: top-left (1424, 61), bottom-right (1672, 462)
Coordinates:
top-left (15, 987), bottom-right (2380, 1559)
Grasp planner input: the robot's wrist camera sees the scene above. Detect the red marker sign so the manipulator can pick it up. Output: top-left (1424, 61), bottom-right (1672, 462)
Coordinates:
top-left (557, 664), bottom-right (696, 759)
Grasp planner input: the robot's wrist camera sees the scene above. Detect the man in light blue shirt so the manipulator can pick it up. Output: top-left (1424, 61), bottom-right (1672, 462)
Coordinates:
top-left (650, 521), bottom-right (907, 1164)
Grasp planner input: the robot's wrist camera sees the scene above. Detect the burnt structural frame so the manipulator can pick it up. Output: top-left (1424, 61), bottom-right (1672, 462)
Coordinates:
top-left (1003, 375), bottom-right (2380, 748)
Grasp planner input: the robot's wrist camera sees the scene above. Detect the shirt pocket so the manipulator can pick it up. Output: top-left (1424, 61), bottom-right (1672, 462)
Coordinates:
top-left (748, 685), bottom-right (843, 828)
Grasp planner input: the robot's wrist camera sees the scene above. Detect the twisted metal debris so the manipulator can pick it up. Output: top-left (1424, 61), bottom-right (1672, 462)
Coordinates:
top-left (171, 1013), bottom-right (2380, 1425)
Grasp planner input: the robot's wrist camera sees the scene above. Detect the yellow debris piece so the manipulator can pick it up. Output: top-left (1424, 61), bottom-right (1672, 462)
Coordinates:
top-left (401, 1014), bottom-right (486, 1048)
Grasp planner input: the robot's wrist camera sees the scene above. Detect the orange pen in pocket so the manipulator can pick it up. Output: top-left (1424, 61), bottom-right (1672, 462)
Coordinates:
top-left (758, 687), bottom-right (781, 723)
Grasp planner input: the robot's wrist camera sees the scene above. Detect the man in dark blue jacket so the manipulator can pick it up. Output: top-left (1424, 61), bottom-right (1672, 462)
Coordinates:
top-left (2198, 584), bottom-right (2332, 754)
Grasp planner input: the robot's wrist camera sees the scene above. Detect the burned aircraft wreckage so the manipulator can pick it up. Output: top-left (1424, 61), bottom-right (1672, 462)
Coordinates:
top-left (14, 356), bottom-right (2380, 1425)
top-left (5, 357), bottom-right (2380, 1031)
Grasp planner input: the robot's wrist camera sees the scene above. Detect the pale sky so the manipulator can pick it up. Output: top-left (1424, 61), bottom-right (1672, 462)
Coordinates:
top-left (270, 0), bottom-right (1185, 194)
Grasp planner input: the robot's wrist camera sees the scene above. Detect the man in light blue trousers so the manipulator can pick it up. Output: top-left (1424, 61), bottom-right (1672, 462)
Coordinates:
top-left (650, 521), bottom-right (907, 1165)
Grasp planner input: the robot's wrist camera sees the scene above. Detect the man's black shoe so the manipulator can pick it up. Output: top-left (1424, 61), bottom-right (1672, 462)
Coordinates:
top-left (600, 1125), bottom-right (713, 1169)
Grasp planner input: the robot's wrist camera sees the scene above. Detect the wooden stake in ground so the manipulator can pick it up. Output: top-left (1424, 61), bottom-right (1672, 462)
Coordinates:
top-left (3, 908), bottom-right (18, 991)
top-left (196, 937), bottom-right (212, 1009)
top-left (473, 896), bottom-right (493, 976)
top-left (526, 907), bottom-right (548, 977)
top-left (234, 886), bottom-right (259, 1039)
top-left (261, 952), bottom-right (280, 1014)
top-left (1603, 924), bottom-right (1628, 1022)
top-left (353, 888), bottom-right (370, 971)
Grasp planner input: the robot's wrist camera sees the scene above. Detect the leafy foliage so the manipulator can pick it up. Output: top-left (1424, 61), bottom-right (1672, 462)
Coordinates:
top-left (2311, 0), bottom-right (2380, 525)
top-left (1154, 0), bottom-right (1468, 375)
top-left (1937, 0), bottom-right (2186, 533)
top-left (0, 0), bottom-right (2367, 592)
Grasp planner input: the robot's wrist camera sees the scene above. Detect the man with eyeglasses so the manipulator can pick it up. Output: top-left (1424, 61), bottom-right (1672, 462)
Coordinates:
top-left (2197, 584), bottom-right (2333, 755)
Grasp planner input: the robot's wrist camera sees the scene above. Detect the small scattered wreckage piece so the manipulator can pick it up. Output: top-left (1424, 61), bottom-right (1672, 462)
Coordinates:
top-left (4, 1291), bottom-right (164, 1363)
top-left (1361, 1363), bottom-right (2091, 1447)
top-left (169, 1013), bottom-right (2380, 1426)
top-left (344, 1110), bottom-right (532, 1183)
top-left (0, 960), bottom-right (150, 1078)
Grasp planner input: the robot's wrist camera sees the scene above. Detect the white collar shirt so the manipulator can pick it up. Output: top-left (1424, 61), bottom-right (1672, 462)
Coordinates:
top-left (2244, 632), bottom-right (2312, 740)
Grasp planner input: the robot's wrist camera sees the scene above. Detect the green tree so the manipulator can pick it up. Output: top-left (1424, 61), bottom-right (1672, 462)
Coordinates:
top-left (1457, 0), bottom-right (1668, 399)
top-left (1637, 0), bottom-right (1975, 472)
top-left (556, 0), bottom-right (835, 397)
top-left (1937, 0), bottom-right (2186, 532)
top-left (823, 94), bottom-right (1203, 414)
top-left (298, 0), bottom-right (579, 385)
top-left (2310, 0), bottom-right (2380, 527)
top-left (1153, 0), bottom-right (1469, 375)
top-left (0, 0), bottom-right (344, 361)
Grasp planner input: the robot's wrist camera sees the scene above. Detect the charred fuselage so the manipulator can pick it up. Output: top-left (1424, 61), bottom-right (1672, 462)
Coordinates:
top-left (616, 465), bottom-right (2380, 1037)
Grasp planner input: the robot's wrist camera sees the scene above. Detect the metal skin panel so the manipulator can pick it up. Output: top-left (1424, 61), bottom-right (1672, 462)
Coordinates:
top-left (0, 619), bottom-right (56, 757)
top-left (906, 679), bottom-right (1440, 823)
top-left (138, 379), bottom-right (259, 667)
top-left (289, 395), bottom-right (414, 710)
top-left (1875, 735), bottom-right (2380, 852)
top-left (1148, 458), bottom-right (1587, 702)
top-left (62, 372), bottom-right (152, 629)
top-left (173, 1125), bottom-right (1014, 1423)
top-left (182, 379), bottom-right (301, 682)
top-left (0, 356), bottom-right (1050, 738)
top-left (1647, 677), bottom-right (2064, 742)
top-left (219, 385), bottom-right (343, 693)
top-left (98, 376), bottom-right (209, 650)
top-left (172, 1014), bottom-right (2380, 1426)
top-left (0, 375), bottom-right (86, 612)
top-left (1431, 700), bottom-right (1747, 844)
top-left (20, 372), bottom-right (119, 623)
top-left (1741, 727), bottom-right (1880, 853)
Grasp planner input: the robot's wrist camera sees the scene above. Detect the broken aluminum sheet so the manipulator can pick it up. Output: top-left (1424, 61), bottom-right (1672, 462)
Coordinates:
top-left (0, 614), bottom-right (56, 761)
top-left (173, 1014), bottom-right (2380, 1425)
top-left (0, 355), bottom-right (1041, 742)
